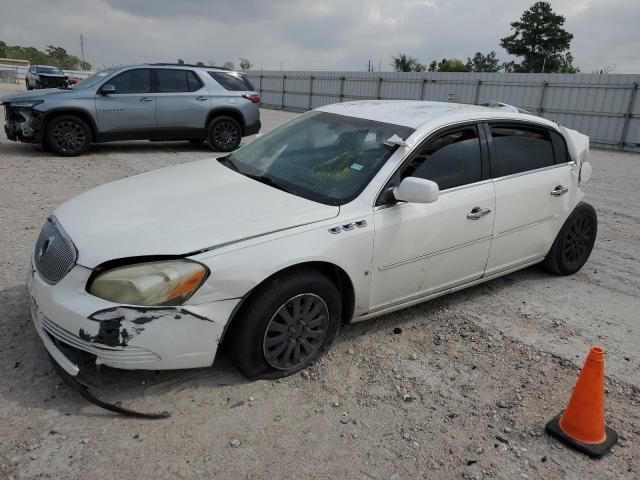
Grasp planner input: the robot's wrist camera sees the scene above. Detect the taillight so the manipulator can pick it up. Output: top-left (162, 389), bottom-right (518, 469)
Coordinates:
top-left (242, 94), bottom-right (260, 104)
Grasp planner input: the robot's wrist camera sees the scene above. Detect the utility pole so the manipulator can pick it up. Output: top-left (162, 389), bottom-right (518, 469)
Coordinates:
top-left (80, 33), bottom-right (86, 69)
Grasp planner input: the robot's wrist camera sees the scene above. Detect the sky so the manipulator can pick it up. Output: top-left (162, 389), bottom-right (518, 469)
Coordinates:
top-left (0, 0), bottom-right (639, 73)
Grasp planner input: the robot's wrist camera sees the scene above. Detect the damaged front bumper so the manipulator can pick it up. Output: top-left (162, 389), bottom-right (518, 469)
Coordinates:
top-left (3, 105), bottom-right (44, 143)
top-left (28, 263), bottom-right (239, 375)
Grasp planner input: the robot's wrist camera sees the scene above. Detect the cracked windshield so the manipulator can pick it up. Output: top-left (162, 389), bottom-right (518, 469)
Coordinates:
top-left (225, 111), bottom-right (414, 205)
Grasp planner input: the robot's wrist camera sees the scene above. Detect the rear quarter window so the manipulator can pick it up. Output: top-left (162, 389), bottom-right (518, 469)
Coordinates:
top-left (490, 124), bottom-right (555, 177)
top-left (208, 71), bottom-right (255, 91)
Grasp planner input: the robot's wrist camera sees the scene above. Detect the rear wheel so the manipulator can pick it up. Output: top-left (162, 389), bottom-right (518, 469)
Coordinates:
top-left (543, 202), bottom-right (597, 275)
top-left (229, 270), bottom-right (341, 380)
top-left (207, 116), bottom-right (242, 152)
top-left (44, 115), bottom-right (92, 156)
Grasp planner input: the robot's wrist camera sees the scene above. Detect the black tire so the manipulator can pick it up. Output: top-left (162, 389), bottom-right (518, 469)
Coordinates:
top-left (229, 270), bottom-right (342, 380)
top-left (44, 115), bottom-right (92, 156)
top-left (543, 202), bottom-right (597, 276)
top-left (207, 116), bottom-right (242, 152)
top-left (26, 80), bottom-right (31, 90)
top-left (35, 80), bottom-right (41, 89)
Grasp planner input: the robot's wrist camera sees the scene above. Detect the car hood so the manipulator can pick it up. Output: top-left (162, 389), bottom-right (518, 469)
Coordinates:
top-left (1, 88), bottom-right (73, 104)
top-left (54, 158), bottom-right (339, 268)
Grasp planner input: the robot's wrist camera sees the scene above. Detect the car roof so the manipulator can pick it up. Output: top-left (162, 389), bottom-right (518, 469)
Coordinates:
top-left (316, 100), bottom-right (557, 131)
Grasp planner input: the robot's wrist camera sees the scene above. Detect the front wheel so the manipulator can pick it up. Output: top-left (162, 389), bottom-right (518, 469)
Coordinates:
top-left (229, 270), bottom-right (342, 380)
top-left (543, 202), bottom-right (597, 275)
top-left (207, 116), bottom-right (242, 152)
top-left (44, 115), bottom-right (92, 156)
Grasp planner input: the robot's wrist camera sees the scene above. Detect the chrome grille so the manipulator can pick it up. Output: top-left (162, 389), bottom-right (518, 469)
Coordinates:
top-left (34, 217), bottom-right (77, 284)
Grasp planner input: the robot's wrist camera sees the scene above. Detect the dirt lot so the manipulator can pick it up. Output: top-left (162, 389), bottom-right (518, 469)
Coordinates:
top-left (0, 82), bottom-right (639, 480)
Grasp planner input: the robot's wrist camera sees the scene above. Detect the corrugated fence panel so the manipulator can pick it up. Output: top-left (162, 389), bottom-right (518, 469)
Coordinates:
top-left (246, 70), bottom-right (640, 151)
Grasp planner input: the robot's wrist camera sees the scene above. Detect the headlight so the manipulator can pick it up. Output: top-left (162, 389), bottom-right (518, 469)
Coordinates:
top-left (11, 100), bottom-right (44, 108)
top-left (88, 260), bottom-right (209, 306)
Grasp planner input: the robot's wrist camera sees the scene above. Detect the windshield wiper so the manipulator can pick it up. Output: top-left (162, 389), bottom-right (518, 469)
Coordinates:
top-left (218, 156), bottom-right (293, 194)
top-left (243, 173), bottom-right (294, 194)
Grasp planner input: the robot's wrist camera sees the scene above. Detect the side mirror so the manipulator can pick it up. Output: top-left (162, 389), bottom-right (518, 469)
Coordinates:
top-left (393, 177), bottom-right (439, 204)
top-left (100, 84), bottom-right (116, 95)
top-left (580, 161), bottom-right (592, 183)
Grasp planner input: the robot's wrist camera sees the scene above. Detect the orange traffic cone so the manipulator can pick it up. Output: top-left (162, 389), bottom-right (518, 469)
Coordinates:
top-left (546, 346), bottom-right (618, 458)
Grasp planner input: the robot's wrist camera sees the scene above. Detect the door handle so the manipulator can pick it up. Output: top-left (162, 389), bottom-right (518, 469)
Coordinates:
top-left (550, 185), bottom-right (569, 197)
top-left (139, 97), bottom-right (153, 102)
top-left (195, 96), bottom-right (208, 101)
top-left (467, 207), bottom-right (491, 220)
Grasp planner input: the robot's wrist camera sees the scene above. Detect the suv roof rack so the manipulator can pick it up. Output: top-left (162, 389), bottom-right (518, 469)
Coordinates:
top-left (148, 62), bottom-right (233, 71)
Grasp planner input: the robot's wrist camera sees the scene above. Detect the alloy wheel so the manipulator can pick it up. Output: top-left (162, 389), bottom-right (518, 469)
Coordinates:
top-left (51, 120), bottom-right (86, 154)
top-left (563, 213), bottom-right (595, 265)
top-left (212, 120), bottom-right (239, 149)
top-left (262, 293), bottom-right (329, 370)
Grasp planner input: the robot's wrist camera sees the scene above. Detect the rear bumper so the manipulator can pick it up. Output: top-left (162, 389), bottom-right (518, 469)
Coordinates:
top-left (245, 118), bottom-right (261, 136)
top-left (28, 263), bottom-right (239, 373)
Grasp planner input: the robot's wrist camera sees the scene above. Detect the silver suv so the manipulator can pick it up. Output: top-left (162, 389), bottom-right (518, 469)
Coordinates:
top-left (1, 63), bottom-right (261, 156)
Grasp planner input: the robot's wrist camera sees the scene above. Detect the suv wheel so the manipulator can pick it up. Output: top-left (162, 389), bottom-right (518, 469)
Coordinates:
top-left (44, 115), bottom-right (92, 156)
top-left (543, 202), bottom-right (597, 276)
top-left (207, 116), bottom-right (241, 152)
top-left (229, 270), bottom-right (341, 380)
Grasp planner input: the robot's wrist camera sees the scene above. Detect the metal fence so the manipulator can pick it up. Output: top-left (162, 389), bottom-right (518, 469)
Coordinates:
top-left (0, 68), bottom-right (17, 84)
top-left (246, 70), bottom-right (640, 152)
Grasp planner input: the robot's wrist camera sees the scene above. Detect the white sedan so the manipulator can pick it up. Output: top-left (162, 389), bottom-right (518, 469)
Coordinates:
top-left (29, 100), bottom-right (596, 380)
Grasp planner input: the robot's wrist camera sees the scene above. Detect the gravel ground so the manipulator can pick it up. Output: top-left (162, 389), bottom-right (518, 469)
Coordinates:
top-left (1, 82), bottom-right (639, 479)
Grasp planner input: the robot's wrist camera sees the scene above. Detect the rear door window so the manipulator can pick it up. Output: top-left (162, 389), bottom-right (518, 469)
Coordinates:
top-left (109, 69), bottom-right (151, 94)
top-left (157, 69), bottom-right (189, 92)
top-left (550, 130), bottom-right (569, 164)
top-left (490, 124), bottom-right (555, 176)
top-left (208, 72), bottom-right (255, 91)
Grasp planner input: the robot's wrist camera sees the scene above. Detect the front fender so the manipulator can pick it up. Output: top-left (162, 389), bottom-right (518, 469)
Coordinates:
top-left (186, 214), bottom-right (374, 316)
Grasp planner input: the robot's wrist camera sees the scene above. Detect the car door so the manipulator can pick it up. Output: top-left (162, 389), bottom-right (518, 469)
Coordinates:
top-left (484, 122), bottom-right (574, 275)
top-left (154, 69), bottom-right (211, 137)
top-left (94, 68), bottom-right (156, 139)
top-left (369, 124), bottom-right (495, 312)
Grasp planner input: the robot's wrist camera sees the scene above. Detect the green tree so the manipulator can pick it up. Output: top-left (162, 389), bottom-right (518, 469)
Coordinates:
top-left (465, 51), bottom-right (500, 72)
top-left (427, 60), bottom-right (438, 72)
top-left (500, 61), bottom-right (517, 73)
top-left (500, 1), bottom-right (575, 73)
top-left (391, 53), bottom-right (424, 72)
top-left (436, 58), bottom-right (469, 72)
top-left (46, 45), bottom-right (67, 67)
top-left (222, 61), bottom-right (235, 70)
top-left (196, 61), bottom-right (205, 66)
top-left (0, 41), bottom-right (89, 69)
top-left (239, 58), bottom-right (252, 70)
top-left (177, 58), bottom-right (185, 65)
